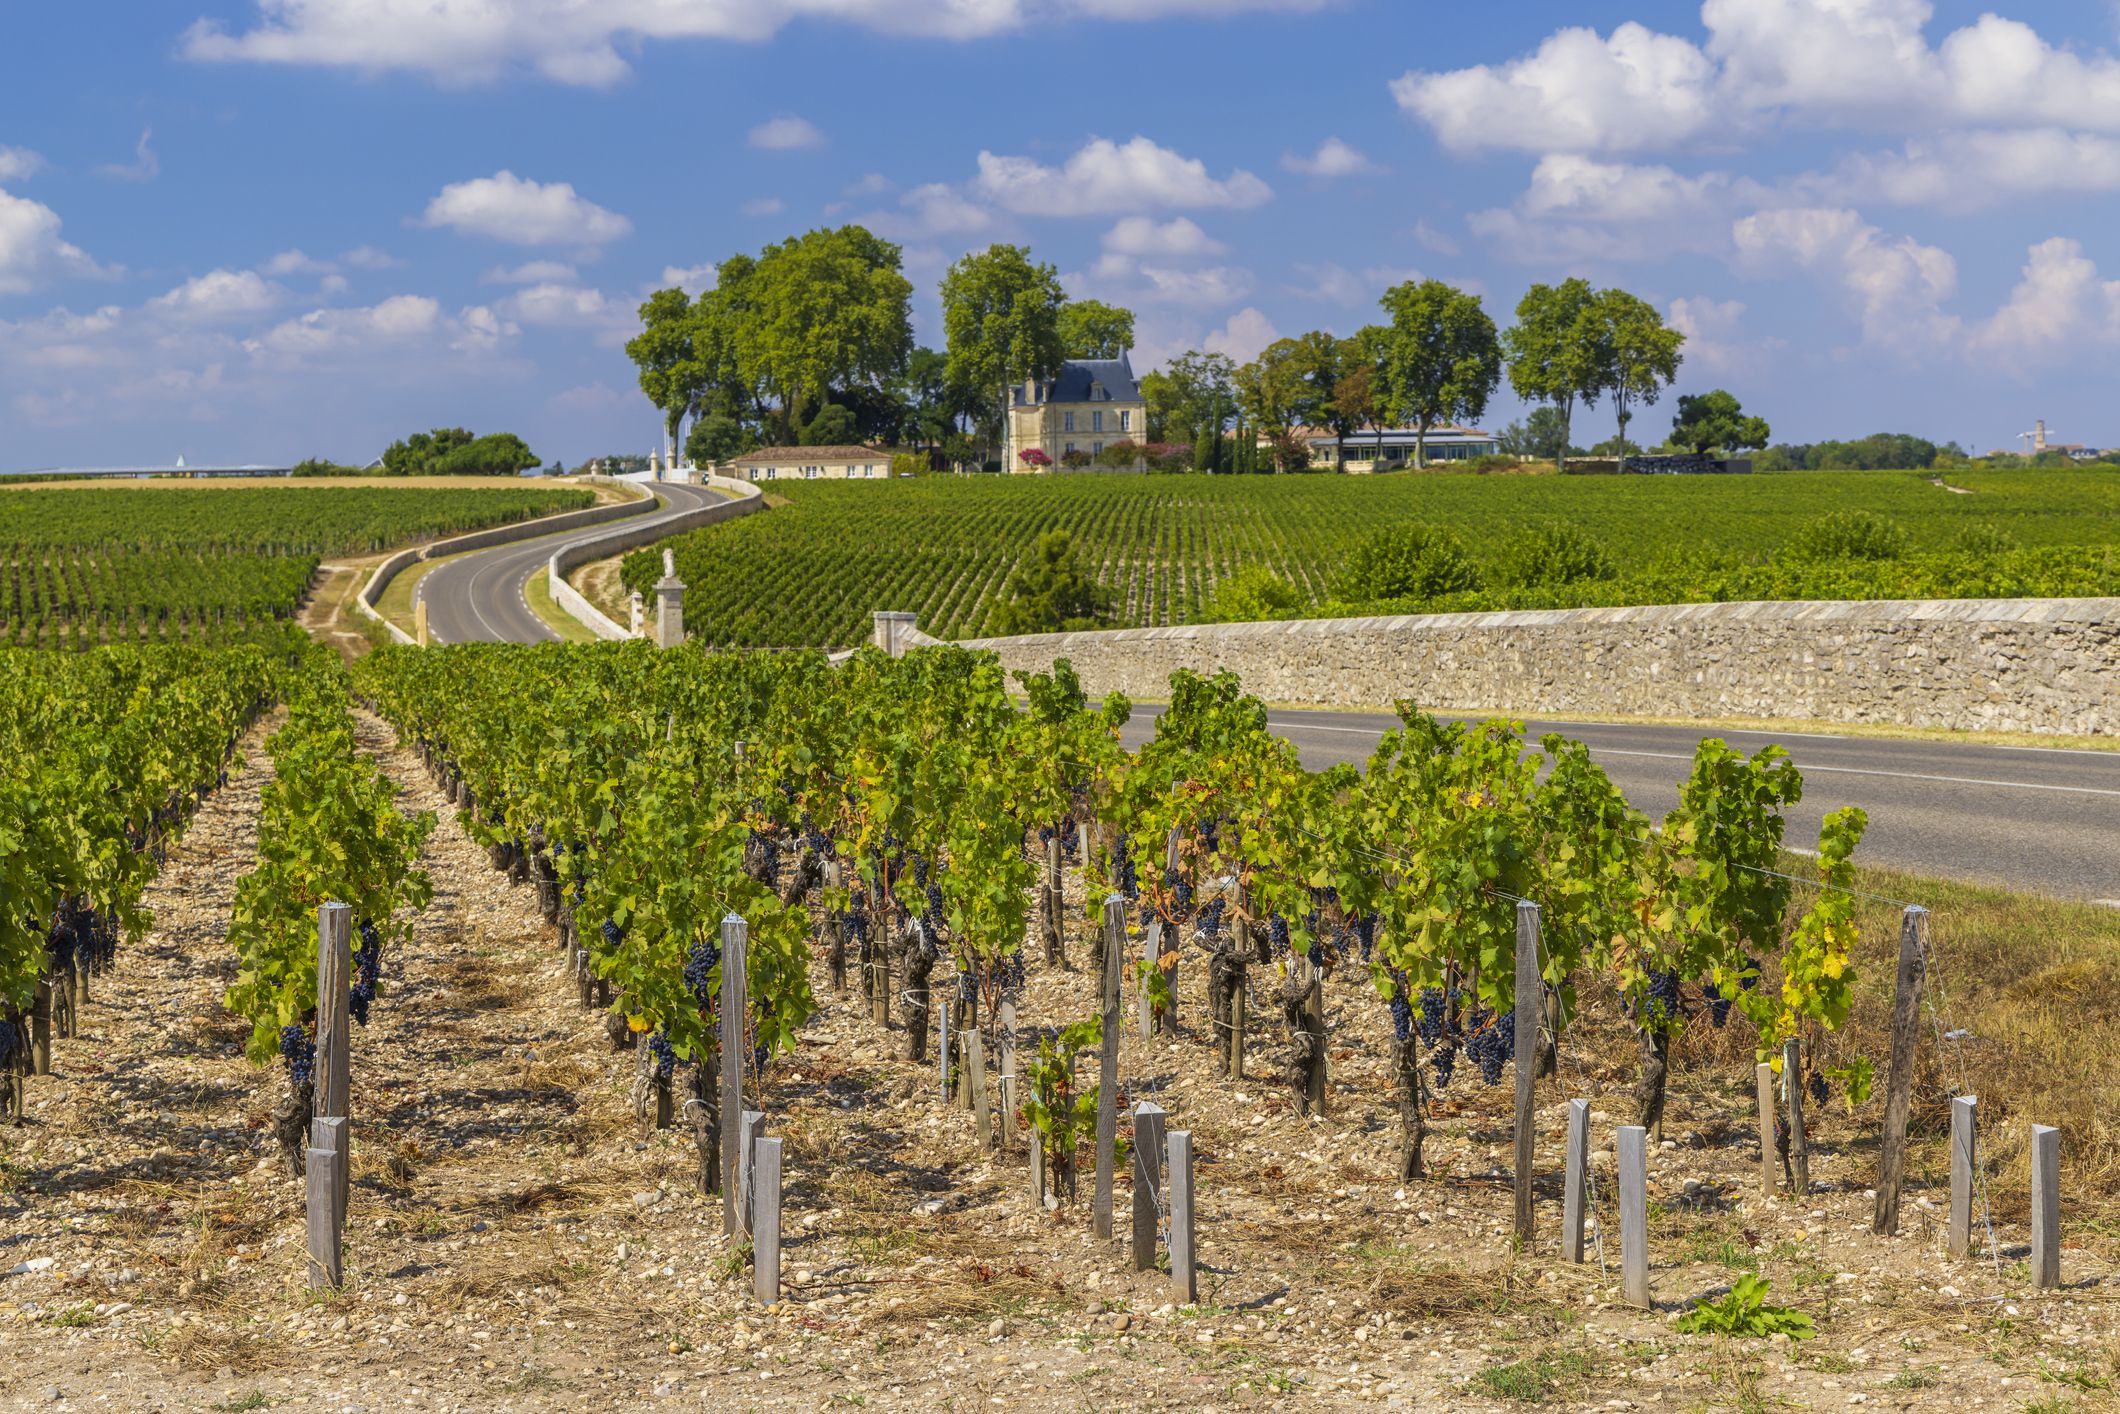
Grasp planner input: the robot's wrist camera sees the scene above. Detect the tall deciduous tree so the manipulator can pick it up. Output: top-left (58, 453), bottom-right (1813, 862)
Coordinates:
top-left (742, 226), bottom-right (914, 445)
top-left (627, 289), bottom-right (707, 462)
top-left (1669, 389), bottom-right (1770, 455)
top-left (942, 245), bottom-right (1068, 461)
top-left (1376, 280), bottom-right (1502, 469)
top-left (1141, 351), bottom-right (1236, 467)
top-left (1594, 289), bottom-right (1685, 459)
top-left (1056, 299), bottom-right (1137, 359)
top-left (1503, 278), bottom-right (1603, 474)
top-left (1331, 325), bottom-right (1390, 469)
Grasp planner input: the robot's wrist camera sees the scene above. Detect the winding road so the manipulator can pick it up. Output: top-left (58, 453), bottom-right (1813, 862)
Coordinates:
top-left (417, 479), bottom-right (727, 645)
top-left (417, 494), bottom-right (2119, 902)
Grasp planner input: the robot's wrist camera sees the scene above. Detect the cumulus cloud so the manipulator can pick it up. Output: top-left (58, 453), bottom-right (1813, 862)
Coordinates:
top-left (1290, 262), bottom-right (1422, 307)
top-left (975, 137), bottom-right (1270, 216)
top-left (419, 170), bottom-right (632, 246)
top-left (0, 146), bottom-right (44, 182)
top-left (1972, 237), bottom-right (2120, 355)
top-left (149, 269), bottom-right (287, 320)
top-left (1665, 295), bottom-right (1774, 374)
top-left (264, 249), bottom-right (336, 276)
top-left (1733, 206), bottom-right (1959, 349)
top-left (1203, 307), bottom-right (1279, 363)
top-left (660, 263), bottom-right (717, 293)
top-left (483, 259), bottom-right (579, 284)
top-left (342, 245), bottom-right (401, 268)
top-left (183, 0), bottom-right (1330, 86)
top-left (498, 280), bottom-right (637, 342)
top-left (748, 115), bottom-right (825, 150)
top-left (0, 188), bottom-right (114, 294)
top-left (1281, 137), bottom-right (1381, 178)
top-left (1467, 155), bottom-right (1747, 264)
top-left (1102, 216), bottom-right (1226, 258)
top-left (1830, 129), bottom-right (2120, 209)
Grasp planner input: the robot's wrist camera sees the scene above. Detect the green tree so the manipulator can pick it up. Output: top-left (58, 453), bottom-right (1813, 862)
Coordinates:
top-left (1502, 278), bottom-right (1604, 474)
top-left (627, 289), bottom-right (709, 461)
top-left (684, 414), bottom-right (750, 467)
top-left (990, 531), bottom-right (1106, 634)
top-left (430, 432), bottom-right (539, 476)
top-left (1670, 389), bottom-right (1770, 456)
top-left (380, 427), bottom-right (473, 476)
top-left (1593, 288), bottom-right (1684, 458)
top-left (1140, 350), bottom-right (1236, 452)
top-left (1333, 523), bottom-right (1481, 603)
top-left (1376, 280), bottom-right (1503, 468)
top-left (941, 245), bottom-right (1068, 460)
top-left (742, 226), bottom-right (914, 445)
top-left (803, 403), bottom-right (859, 446)
top-left (1056, 299), bottom-right (1137, 359)
top-left (1497, 406), bottom-right (1569, 461)
top-left (1211, 565), bottom-right (1303, 622)
top-left (1330, 327), bottom-right (1390, 469)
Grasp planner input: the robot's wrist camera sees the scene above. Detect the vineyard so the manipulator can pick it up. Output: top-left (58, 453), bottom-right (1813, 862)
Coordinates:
top-left (0, 485), bottom-right (594, 644)
top-left (4, 636), bottom-right (2115, 1409)
top-left (618, 469), bottom-right (2120, 648)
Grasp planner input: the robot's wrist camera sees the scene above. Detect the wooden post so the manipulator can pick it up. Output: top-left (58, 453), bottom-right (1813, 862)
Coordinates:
top-left (871, 933), bottom-right (889, 1029)
top-left (315, 902), bottom-right (353, 1232)
top-left (1302, 952), bottom-right (1327, 1118)
top-left (1093, 897), bottom-right (1124, 1241)
top-left (1948, 1095), bottom-right (1977, 1260)
top-left (998, 996), bottom-right (1018, 1152)
top-left (1755, 1062), bottom-right (1779, 1196)
top-left (1562, 1098), bottom-right (1590, 1264)
top-left (1230, 920), bottom-right (1247, 1083)
top-left (1512, 900), bottom-right (1541, 1244)
top-left (737, 1109), bottom-right (765, 1239)
top-left (1783, 1038), bottom-right (1809, 1198)
top-left (1131, 1101), bottom-right (1167, 1272)
top-left (2031, 1124), bottom-right (2060, 1290)
top-left (1157, 828), bottom-right (1180, 1037)
top-left (753, 1137), bottom-right (783, 1306)
top-left (1030, 1131), bottom-right (1048, 1207)
top-left (1045, 835), bottom-right (1064, 967)
top-left (1136, 922), bottom-right (1160, 1043)
top-left (305, 1122), bottom-right (345, 1289)
top-left (937, 992), bottom-right (952, 1103)
top-left (1618, 1125), bottom-right (1650, 1308)
top-left (968, 1028), bottom-right (993, 1149)
top-left (414, 597), bottom-right (429, 647)
top-left (1168, 1129), bottom-right (1197, 1304)
top-left (1872, 905), bottom-right (1929, 1235)
top-left (719, 913), bottom-right (747, 1236)
top-left (28, 977), bottom-right (50, 1076)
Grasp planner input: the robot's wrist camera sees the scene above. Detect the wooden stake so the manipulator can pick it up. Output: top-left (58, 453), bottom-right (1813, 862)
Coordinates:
top-left (1030, 1131), bottom-right (1048, 1208)
top-left (1948, 1095), bottom-right (1977, 1260)
top-left (315, 902), bottom-right (353, 1231)
top-left (2031, 1124), bottom-right (2060, 1290)
top-left (968, 1028), bottom-right (993, 1149)
top-left (1784, 1038), bottom-right (1809, 1198)
top-left (738, 1109), bottom-right (765, 1239)
top-left (28, 977), bottom-right (50, 1076)
top-left (1512, 900), bottom-right (1541, 1244)
top-left (1230, 966), bottom-right (1246, 1083)
top-left (753, 1137), bottom-right (783, 1306)
top-left (1618, 1124), bottom-right (1650, 1308)
top-left (1755, 1062), bottom-right (1778, 1196)
top-left (1093, 897), bottom-right (1124, 1242)
top-left (1872, 905), bottom-right (1929, 1235)
top-left (1136, 922), bottom-right (1160, 1043)
top-left (998, 996), bottom-right (1018, 1151)
top-left (1562, 1098), bottom-right (1590, 1264)
top-left (305, 1137), bottom-right (343, 1289)
top-left (719, 913), bottom-right (747, 1237)
top-left (1132, 1101), bottom-right (1167, 1272)
top-left (1168, 1129), bottom-right (1197, 1304)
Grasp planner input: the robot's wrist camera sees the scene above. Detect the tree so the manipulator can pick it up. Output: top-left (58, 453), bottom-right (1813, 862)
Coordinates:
top-left (741, 226), bottom-right (914, 445)
top-left (1497, 406), bottom-right (1569, 461)
top-left (431, 432), bottom-right (539, 476)
top-left (1331, 327), bottom-right (1390, 470)
top-left (1376, 280), bottom-right (1502, 468)
top-left (990, 531), bottom-right (1105, 634)
top-left (941, 245), bottom-right (1068, 461)
top-left (1210, 565), bottom-right (1303, 622)
top-left (803, 403), bottom-right (859, 446)
top-left (1333, 523), bottom-right (1481, 603)
top-left (684, 415), bottom-right (751, 467)
top-left (627, 289), bottom-right (708, 462)
top-left (1593, 289), bottom-right (1684, 459)
top-left (1669, 390), bottom-right (1771, 456)
top-left (1140, 350), bottom-right (1236, 453)
top-left (1502, 278), bottom-right (1604, 474)
top-left (1056, 299), bottom-right (1136, 359)
top-left (1233, 338), bottom-right (1310, 441)
top-left (381, 427), bottom-right (472, 476)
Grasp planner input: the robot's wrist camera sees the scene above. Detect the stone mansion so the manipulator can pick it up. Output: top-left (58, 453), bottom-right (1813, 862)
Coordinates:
top-left (1004, 354), bottom-right (1149, 472)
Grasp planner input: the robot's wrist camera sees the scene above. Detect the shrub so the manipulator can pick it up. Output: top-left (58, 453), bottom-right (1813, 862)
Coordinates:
top-left (1096, 440), bottom-right (1142, 469)
top-left (1209, 566), bottom-right (1304, 622)
top-left (1017, 448), bottom-right (1053, 470)
top-left (990, 530), bottom-right (1106, 635)
top-left (1781, 510), bottom-right (1911, 563)
top-left (1334, 522), bottom-right (1481, 603)
top-left (1458, 452), bottom-right (1525, 474)
top-left (1496, 523), bottom-right (1616, 589)
top-left (1060, 449), bottom-right (1093, 469)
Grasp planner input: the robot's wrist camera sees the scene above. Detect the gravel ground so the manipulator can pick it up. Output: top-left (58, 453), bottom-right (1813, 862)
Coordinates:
top-left (2, 712), bottom-right (2114, 1411)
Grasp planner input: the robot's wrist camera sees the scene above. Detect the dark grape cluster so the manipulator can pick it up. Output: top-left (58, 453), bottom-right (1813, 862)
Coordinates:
top-left (844, 907), bottom-right (870, 949)
top-left (648, 1029), bottom-right (676, 1081)
top-left (1704, 984), bottom-right (1733, 1029)
top-left (279, 1024), bottom-right (315, 1087)
top-left (0, 1019), bottom-right (17, 1067)
top-left (1467, 1012), bottom-right (1517, 1086)
top-left (1643, 969), bottom-right (1682, 1024)
top-left (1416, 987), bottom-right (1450, 1046)
top-left (683, 935), bottom-right (722, 1008)
top-left (750, 830), bottom-right (781, 880)
top-left (1739, 957), bottom-right (1762, 990)
top-left (1196, 897), bottom-right (1226, 940)
top-left (1112, 836), bottom-right (1138, 900)
top-left (349, 919), bottom-right (382, 1027)
top-left (1163, 868), bottom-right (1195, 913)
top-left (1354, 914), bottom-right (1376, 963)
top-left (600, 919), bottom-right (623, 951)
top-left (1266, 915), bottom-right (1290, 957)
top-left (1807, 1069), bottom-right (1829, 1108)
top-left (1388, 988), bottom-right (1413, 1044)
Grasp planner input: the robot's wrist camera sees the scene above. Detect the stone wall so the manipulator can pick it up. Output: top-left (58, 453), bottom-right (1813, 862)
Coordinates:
top-left (549, 476), bottom-right (763, 639)
top-left (959, 598), bottom-right (2119, 736)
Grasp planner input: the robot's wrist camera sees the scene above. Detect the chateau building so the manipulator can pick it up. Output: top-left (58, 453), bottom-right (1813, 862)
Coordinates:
top-left (1004, 354), bottom-right (1149, 472)
top-left (728, 445), bottom-right (895, 482)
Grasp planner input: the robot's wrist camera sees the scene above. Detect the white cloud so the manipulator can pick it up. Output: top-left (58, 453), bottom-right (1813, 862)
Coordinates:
top-left (420, 170), bottom-right (632, 246)
top-left (1290, 262), bottom-right (1422, 307)
top-left (0, 146), bottom-right (43, 182)
top-left (739, 196), bottom-right (785, 218)
top-left (1830, 129), bottom-right (2120, 209)
top-left (748, 115), bottom-right (824, 150)
top-left (264, 249), bottom-right (336, 276)
top-left (1733, 206), bottom-right (1959, 350)
top-left (341, 245), bottom-right (401, 269)
top-left (184, 0), bottom-right (1330, 86)
top-left (1665, 295), bottom-right (1773, 374)
top-left (1136, 264), bottom-right (1255, 306)
top-left (250, 293), bottom-right (442, 356)
top-left (483, 259), bottom-right (579, 284)
top-left (1972, 237), bottom-right (2120, 356)
top-left (975, 136), bottom-right (1271, 216)
top-left (149, 269), bottom-right (286, 320)
top-left (660, 263), bottom-right (717, 294)
top-left (1203, 307), bottom-right (1279, 363)
top-left (96, 127), bottom-right (160, 182)
top-left (845, 173), bottom-right (891, 197)
top-left (1468, 155), bottom-right (1750, 264)
top-left (1102, 216), bottom-right (1226, 258)
top-left (898, 184), bottom-right (992, 234)
top-left (1281, 137), bottom-right (1381, 178)
top-left (1410, 220), bottom-right (1460, 257)
top-left (498, 281), bottom-right (637, 343)
top-left (0, 188), bottom-right (113, 294)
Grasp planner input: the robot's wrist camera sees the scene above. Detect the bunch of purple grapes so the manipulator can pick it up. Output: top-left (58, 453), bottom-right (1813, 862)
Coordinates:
top-left (349, 919), bottom-right (382, 1027)
top-left (1807, 1069), bottom-right (1829, 1107)
top-left (279, 1024), bottom-right (315, 1087)
top-left (1388, 987), bottom-right (1413, 1044)
top-left (648, 1029), bottom-right (676, 1081)
top-left (683, 935), bottom-right (722, 1008)
top-left (750, 830), bottom-right (781, 880)
top-left (600, 919), bottom-right (623, 951)
top-left (1196, 897), bottom-right (1226, 941)
top-left (1465, 1011), bottom-right (1517, 1085)
top-left (1112, 836), bottom-right (1139, 900)
top-left (1266, 915), bottom-right (1290, 958)
top-left (1354, 915), bottom-right (1376, 963)
top-left (1163, 868), bottom-right (1194, 913)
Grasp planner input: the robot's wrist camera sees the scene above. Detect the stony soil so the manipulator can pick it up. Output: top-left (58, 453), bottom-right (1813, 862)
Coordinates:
top-left (2, 715), bottom-right (2115, 1411)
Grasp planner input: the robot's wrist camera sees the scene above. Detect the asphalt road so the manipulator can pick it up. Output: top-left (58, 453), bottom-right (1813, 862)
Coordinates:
top-left (418, 480), bottom-right (726, 645)
top-left (1121, 707), bottom-right (2120, 904)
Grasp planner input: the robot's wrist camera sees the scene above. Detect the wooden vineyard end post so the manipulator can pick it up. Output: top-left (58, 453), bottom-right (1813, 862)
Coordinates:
top-left (1131, 1101), bottom-right (1167, 1273)
top-left (719, 913), bottom-right (748, 1237)
top-left (1562, 1098), bottom-right (1590, 1264)
top-left (1618, 1125), bottom-right (1650, 1309)
top-left (1168, 1130), bottom-right (1197, 1304)
top-left (1872, 905), bottom-right (1929, 1235)
top-left (1093, 897), bottom-right (1124, 1241)
top-left (315, 902), bottom-right (353, 1234)
top-left (1512, 900), bottom-right (1541, 1244)
top-left (1755, 1063), bottom-right (1778, 1196)
top-left (753, 1137), bottom-right (783, 1306)
top-left (1948, 1095), bottom-right (1978, 1260)
top-left (1783, 1038), bottom-right (1809, 1198)
top-left (2031, 1125), bottom-right (2060, 1290)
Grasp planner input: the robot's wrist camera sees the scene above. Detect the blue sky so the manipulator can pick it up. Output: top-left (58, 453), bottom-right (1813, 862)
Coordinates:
top-left (5, 0), bottom-right (2120, 469)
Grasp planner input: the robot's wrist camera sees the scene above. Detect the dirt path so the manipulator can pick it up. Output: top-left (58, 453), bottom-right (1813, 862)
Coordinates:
top-left (4, 713), bottom-right (2115, 1411)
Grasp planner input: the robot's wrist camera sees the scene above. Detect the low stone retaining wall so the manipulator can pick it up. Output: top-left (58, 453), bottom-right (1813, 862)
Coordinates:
top-left (958, 597), bottom-right (2119, 736)
top-left (550, 475), bottom-right (763, 639)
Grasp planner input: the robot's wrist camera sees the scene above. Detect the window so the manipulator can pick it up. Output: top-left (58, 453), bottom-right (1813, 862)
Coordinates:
top-left (1064, 442), bottom-right (1076, 455)
top-left (1092, 410), bottom-right (1104, 433)
top-left (1092, 442), bottom-right (1104, 457)
top-left (1063, 411), bottom-right (1075, 433)
top-left (1120, 410), bottom-right (1131, 433)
